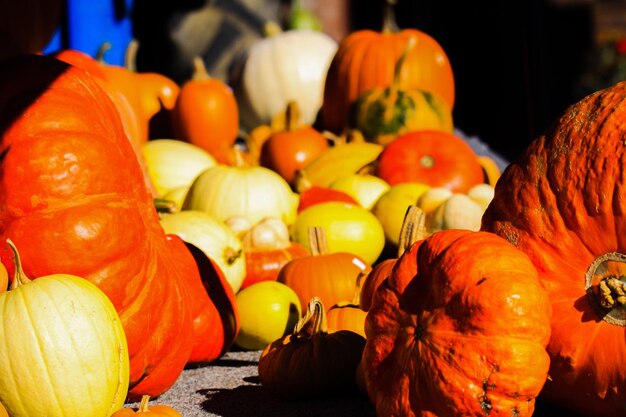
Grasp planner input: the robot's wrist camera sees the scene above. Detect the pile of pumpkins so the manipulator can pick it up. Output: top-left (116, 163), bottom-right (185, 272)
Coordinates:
top-left (1, 1), bottom-right (626, 417)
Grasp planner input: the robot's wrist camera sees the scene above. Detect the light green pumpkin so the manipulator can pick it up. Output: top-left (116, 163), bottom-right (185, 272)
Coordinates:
top-left (351, 37), bottom-right (453, 145)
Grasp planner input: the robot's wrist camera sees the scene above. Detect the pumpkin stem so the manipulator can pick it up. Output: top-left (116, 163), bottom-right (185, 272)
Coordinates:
top-left (124, 39), bottom-right (140, 72)
top-left (284, 101), bottom-right (301, 132)
top-left (392, 36), bottom-right (416, 88)
top-left (308, 226), bottom-right (329, 256)
top-left (264, 21), bottom-right (283, 37)
top-left (138, 395), bottom-right (151, 412)
top-left (382, 0), bottom-right (400, 33)
top-left (585, 252), bottom-right (626, 326)
top-left (397, 205), bottom-right (428, 258)
top-left (293, 296), bottom-right (328, 339)
top-left (6, 239), bottom-right (32, 290)
top-left (191, 56), bottom-right (211, 81)
top-left (96, 42), bottom-right (112, 63)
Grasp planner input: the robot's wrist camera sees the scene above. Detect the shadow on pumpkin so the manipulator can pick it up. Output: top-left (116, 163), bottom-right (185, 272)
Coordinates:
top-left (197, 385), bottom-right (375, 417)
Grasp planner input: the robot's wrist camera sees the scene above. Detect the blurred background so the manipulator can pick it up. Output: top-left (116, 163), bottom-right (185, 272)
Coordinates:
top-left (35, 0), bottom-right (626, 161)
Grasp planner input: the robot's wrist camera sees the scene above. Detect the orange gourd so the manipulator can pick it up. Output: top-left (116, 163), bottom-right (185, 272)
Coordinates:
top-left (277, 227), bottom-right (371, 312)
top-left (112, 396), bottom-right (182, 417)
top-left (481, 80), bottom-right (626, 417)
top-left (259, 101), bottom-right (329, 187)
top-left (375, 130), bottom-right (484, 193)
top-left (0, 54), bottom-right (214, 400)
top-left (321, 0), bottom-right (454, 134)
top-left (172, 57), bottom-right (239, 163)
top-left (363, 229), bottom-right (552, 417)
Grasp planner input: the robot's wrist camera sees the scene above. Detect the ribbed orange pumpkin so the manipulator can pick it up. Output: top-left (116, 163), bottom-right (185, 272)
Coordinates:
top-left (363, 229), bottom-right (552, 417)
top-left (0, 54), bottom-right (211, 400)
top-left (481, 80), bottom-right (626, 417)
top-left (320, 2), bottom-right (454, 134)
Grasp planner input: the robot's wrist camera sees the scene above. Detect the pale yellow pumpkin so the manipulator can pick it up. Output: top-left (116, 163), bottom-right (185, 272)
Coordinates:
top-left (0, 240), bottom-right (129, 417)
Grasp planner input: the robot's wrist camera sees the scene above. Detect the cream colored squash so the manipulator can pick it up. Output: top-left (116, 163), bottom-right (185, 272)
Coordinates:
top-left (0, 241), bottom-right (129, 417)
top-left (183, 164), bottom-right (299, 226)
top-left (233, 24), bottom-right (338, 130)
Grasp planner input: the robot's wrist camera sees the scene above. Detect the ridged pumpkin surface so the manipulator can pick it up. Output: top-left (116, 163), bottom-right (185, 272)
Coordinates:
top-left (481, 81), bottom-right (626, 417)
top-left (0, 54), bottom-right (204, 400)
top-left (363, 230), bottom-right (552, 417)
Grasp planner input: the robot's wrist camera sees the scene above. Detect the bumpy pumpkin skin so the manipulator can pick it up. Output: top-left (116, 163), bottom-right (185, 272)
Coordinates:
top-left (0, 55), bottom-right (205, 400)
top-left (481, 81), bottom-right (626, 417)
top-left (363, 230), bottom-right (552, 417)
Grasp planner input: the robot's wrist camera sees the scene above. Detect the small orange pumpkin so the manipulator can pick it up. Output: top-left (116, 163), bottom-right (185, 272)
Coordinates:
top-left (112, 396), bottom-right (181, 417)
top-left (277, 227), bottom-right (371, 312)
top-left (172, 57), bottom-right (239, 163)
top-left (259, 101), bottom-right (329, 187)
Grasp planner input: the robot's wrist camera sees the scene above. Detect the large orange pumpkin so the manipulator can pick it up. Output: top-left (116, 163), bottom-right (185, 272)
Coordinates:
top-left (363, 229), bottom-right (552, 417)
top-left (0, 54), bottom-right (212, 400)
top-left (481, 80), bottom-right (626, 417)
top-left (320, 2), bottom-right (454, 134)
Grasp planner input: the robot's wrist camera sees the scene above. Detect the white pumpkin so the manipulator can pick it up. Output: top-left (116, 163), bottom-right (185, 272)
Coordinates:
top-left (232, 24), bottom-right (338, 130)
top-left (182, 164), bottom-right (299, 227)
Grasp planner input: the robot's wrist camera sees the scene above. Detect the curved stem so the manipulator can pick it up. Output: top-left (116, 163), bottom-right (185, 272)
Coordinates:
top-left (293, 296), bottom-right (327, 339)
top-left (191, 56), bottom-right (211, 81)
top-left (397, 205), bottom-right (427, 257)
top-left (124, 39), bottom-right (139, 72)
top-left (308, 226), bottom-right (328, 256)
top-left (6, 239), bottom-right (31, 290)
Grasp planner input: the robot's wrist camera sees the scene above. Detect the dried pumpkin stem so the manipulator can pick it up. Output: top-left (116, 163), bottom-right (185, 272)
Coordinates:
top-left (138, 395), bottom-right (151, 412)
top-left (382, 0), bottom-right (399, 33)
top-left (284, 101), bottom-right (301, 132)
top-left (585, 252), bottom-right (626, 326)
top-left (6, 239), bottom-right (31, 290)
top-left (397, 205), bottom-right (427, 258)
top-left (191, 56), bottom-right (211, 81)
top-left (293, 296), bottom-right (328, 339)
top-left (308, 226), bottom-right (329, 256)
top-left (124, 39), bottom-right (139, 72)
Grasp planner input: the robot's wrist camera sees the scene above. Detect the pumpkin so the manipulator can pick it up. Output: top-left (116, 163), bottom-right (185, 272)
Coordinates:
top-left (0, 54), bottom-right (213, 400)
top-left (258, 296), bottom-right (366, 399)
top-left (375, 130), bottom-right (485, 192)
top-left (321, 0), bottom-right (454, 134)
top-left (113, 396), bottom-right (182, 417)
top-left (259, 101), bottom-right (329, 187)
top-left (480, 80), bottom-right (626, 417)
top-left (228, 217), bottom-right (309, 289)
top-left (231, 22), bottom-right (338, 130)
top-left (297, 185), bottom-right (359, 213)
top-left (326, 271), bottom-right (368, 338)
top-left (160, 210), bottom-right (246, 294)
top-left (0, 240), bottom-right (129, 417)
top-left (172, 57), bottom-right (239, 163)
top-left (140, 138), bottom-right (217, 199)
top-left (351, 36), bottom-right (453, 145)
top-left (363, 229), bottom-right (552, 417)
top-left (278, 227), bottom-right (371, 312)
top-left (294, 130), bottom-right (383, 192)
top-left (0, 402), bottom-right (6, 417)
top-left (183, 160), bottom-right (300, 227)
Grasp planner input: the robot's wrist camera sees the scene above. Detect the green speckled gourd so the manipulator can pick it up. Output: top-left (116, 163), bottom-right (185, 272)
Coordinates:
top-left (351, 37), bottom-right (453, 145)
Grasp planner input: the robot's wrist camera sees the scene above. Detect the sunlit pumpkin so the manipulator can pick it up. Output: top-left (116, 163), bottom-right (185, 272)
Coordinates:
top-left (112, 396), bottom-right (182, 417)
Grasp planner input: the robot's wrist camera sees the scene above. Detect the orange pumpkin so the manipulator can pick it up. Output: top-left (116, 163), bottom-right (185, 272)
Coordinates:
top-left (481, 80), bottom-right (626, 417)
top-left (112, 396), bottom-right (181, 417)
top-left (277, 227), bottom-right (371, 313)
top-left (320, 1), bottom-right (454, 134)
top-left (259, 101), bottom-right (329, 187)
top-left (375, 130), bottom-right (484, 193)
top-left (0, 54), bottom-right (212, 400)
top-left (363, 229), bottom-right (552, 417)
top-left (172, 57), bottom-right (239, 163)
top-left (258, 296), bottom-right (366, 399)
